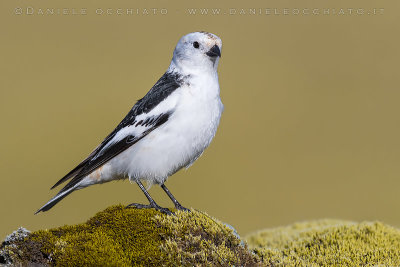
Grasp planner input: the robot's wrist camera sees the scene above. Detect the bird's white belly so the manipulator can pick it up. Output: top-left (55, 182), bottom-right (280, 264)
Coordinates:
top-left (95, 91), bottom-right (223, 185)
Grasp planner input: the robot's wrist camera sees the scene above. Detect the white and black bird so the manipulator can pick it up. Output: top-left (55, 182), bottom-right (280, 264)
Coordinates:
top-left (36, 32), bottom-right (223, 215)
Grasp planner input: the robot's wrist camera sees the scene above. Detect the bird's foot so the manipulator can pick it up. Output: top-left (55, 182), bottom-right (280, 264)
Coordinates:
top-left (174, 203), bottom-right (190, 212)
top-left (125, 202), bottom-right (173, 215)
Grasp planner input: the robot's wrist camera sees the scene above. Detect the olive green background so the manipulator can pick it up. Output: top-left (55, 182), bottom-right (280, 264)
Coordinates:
top-left (1, 0), bottom-right (399, 239)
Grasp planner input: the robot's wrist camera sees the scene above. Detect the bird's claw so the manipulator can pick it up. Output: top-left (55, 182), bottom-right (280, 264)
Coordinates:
top-left (125, 202), bottom-right (173, 215)
top-left (175, 203), bottom-right (190, 212)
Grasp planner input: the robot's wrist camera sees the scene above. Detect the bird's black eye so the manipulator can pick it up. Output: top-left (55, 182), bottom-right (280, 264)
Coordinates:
top-left (193, 41), bottom-right (200, 49)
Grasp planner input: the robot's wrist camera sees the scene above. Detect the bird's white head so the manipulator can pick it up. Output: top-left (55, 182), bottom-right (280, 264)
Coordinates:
top-left (171, 31), bottom-right (222, 75)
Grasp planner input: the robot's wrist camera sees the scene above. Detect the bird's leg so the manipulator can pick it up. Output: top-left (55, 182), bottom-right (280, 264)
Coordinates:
top-left (161, 184), bottom-right (190, 212)
top-left (126, 180), bottom-right (172, 215)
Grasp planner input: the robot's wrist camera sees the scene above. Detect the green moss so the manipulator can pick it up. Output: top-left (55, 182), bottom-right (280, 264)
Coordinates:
top-left (246, 219), bottom-right (400, 266)
top-left (4, 210), bottom-right (400, 266)
top-left (8, 206), bottom-right (171, 266)
top-left (1, 205), bottom-right (258, 266)
top-left (155, 209), bottom-right (259, 266)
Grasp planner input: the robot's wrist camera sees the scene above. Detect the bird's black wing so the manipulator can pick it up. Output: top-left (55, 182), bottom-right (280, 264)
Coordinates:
top-left (51, 71), bottom-right (183, 193)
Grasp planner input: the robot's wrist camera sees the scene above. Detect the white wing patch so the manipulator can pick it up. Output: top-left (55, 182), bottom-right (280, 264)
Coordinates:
top-left (95, 90), bottom-right (181, 159)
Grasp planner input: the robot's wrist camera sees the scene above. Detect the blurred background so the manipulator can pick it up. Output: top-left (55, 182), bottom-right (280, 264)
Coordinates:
top-left (1, 0), bottom-right (399, 239)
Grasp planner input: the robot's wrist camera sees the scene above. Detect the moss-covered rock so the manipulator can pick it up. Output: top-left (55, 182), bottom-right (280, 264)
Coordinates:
top-left (4, 209), bottom-right (400, 266)
top-left (0, 205), bottom-right (259, 266)
top-left (246, 219), bottom-right (400, 266)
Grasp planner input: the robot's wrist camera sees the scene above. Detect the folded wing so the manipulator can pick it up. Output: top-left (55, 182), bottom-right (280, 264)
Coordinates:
top-left (51, 71), bottom-right (182, 193)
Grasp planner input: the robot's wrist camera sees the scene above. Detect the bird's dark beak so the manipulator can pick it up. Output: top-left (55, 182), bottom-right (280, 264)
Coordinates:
top-left (206, 45), bottom-right (221, 58)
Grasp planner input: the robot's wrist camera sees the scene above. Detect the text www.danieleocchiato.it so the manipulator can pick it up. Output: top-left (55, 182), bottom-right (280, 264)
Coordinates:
top-left (186, 8), bottom-right (384, 16)
top-left (13, 7), bottom-right (385, 16)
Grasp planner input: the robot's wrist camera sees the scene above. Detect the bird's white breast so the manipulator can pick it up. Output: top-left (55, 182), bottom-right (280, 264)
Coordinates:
top-left (97, 74), bottom-right (223, 186)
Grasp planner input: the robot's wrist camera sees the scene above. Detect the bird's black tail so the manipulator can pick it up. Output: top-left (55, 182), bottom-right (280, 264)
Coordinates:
top-left (35, 186), bottom-right (76, 214)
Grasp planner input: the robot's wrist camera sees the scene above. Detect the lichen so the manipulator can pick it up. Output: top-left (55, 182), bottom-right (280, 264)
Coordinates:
top-left (0, 227), bottom-right (30, 265)
top-left (246, 219), bottom-right (400, 266)
top-left (1, 205), bottom-right (259, 266)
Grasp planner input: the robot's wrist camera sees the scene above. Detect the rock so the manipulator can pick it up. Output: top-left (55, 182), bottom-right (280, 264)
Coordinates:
top-left (0, 205), bottom-right (259, 266)
top-left (3, 210), bottom-right (400, 266)
top-left (246, 219), bottom-right (400, 266)
top-left (0, 227), bottom-right (30, 265)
